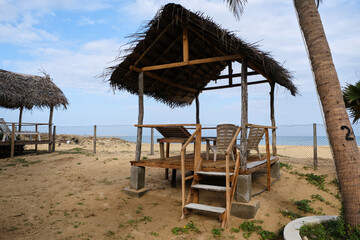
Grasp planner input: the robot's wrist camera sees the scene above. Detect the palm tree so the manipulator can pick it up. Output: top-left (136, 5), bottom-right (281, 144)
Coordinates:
top-left (343, 81), bottom-right (360, 124)
top-left (225, 0), bottom-right (360, 228)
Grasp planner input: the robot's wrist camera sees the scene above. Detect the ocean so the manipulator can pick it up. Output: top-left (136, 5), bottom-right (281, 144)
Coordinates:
top-left (118, 135), bottom-right (353, 146)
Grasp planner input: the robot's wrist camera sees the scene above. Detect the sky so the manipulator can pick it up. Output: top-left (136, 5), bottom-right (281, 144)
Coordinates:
top-left (0, 0), bottom-right (359, 129)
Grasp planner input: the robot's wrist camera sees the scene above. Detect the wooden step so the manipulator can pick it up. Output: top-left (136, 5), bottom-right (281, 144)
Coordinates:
top-left (185, 203), bottom-right (225, 214)
top-left (195, 171), bottom-right (233, 177)
top-left (192, 184), bottom-right (226, 192)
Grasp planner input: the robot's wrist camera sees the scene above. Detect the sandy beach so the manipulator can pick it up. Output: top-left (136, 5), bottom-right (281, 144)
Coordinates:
top-left (0, 136), bottom-right (341, 239)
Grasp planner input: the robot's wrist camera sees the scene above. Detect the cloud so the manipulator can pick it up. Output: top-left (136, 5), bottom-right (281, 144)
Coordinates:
top-left (78, 17), bottom-right (106, 26)
top-left (0, 0), bottom-right (113, 22)
top-left (7, 39), bottom-right (123, 92)
top-left (0, 13), bottom-right (57, 44)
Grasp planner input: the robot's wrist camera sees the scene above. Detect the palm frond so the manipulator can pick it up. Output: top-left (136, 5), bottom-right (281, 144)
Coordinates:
top-left (223, 0), bottom-right (248, 20)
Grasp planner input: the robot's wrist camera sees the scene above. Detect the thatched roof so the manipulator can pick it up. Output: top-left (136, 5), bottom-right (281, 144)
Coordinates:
top-left (0, 69), bottom-right (68, 110)
top-left (108, 3), bottom-right (298, 107)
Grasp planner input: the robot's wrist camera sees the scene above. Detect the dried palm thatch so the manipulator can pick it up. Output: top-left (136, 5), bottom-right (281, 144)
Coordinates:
top-left (0, 69), bottom-right (68, 110)
top-left (106, 3), bottom-right (298, 107)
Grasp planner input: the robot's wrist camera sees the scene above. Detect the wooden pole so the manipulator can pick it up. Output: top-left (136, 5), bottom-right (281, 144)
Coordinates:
top-left (135, 72), bottom-right (144, 161)
top-left (228, 61), bottom-right (233, 86)
top-left (10, 123), bottom-right (15, 158)
top-left (93, 125), bottom-right (97, 154)
top-left (183, 26), bottom-right (189, 64)
top-left (313, 123), bottom-right (318, 168)
top-left (194, 124), bottom-right (201, 171)
top-left (240, 59), bottom-right (248, 169)
top-left (35, 124), bottom-right (38, 152)
top-left (265, 128), bottom-right (271, 191)
top-left (270, 83), bottom-right (277, 156)
top-left (195, 95), bottom-right (200, 124)
top-left (150, 127), bottom-right (154, 155)
top-left (48, 106), bottom-right (54, 152)
top-left (52, 125), bottom-right (56, 152)
top-left (18, 106), bottom-right (23, 132)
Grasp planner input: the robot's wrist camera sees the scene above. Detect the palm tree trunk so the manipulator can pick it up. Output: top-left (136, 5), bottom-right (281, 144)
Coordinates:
top-left (294, 0), bottom-right (360, 227)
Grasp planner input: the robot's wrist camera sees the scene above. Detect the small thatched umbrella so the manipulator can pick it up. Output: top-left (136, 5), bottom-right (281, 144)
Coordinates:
top-left (0, 69), bottom-right (68, 133)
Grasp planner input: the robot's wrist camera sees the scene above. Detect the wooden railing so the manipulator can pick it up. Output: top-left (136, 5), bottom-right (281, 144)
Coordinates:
top-left (2, 122), bottom-right (54, 157)
top-left (180, 124), bottom-right (201, 219)
top-left (222, 126), bottom-right (241, 228)
top-left (247, 123), bottom-right (277, 191)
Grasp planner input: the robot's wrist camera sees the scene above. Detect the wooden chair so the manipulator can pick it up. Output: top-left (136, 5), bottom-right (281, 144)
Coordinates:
top-left (0, 118), bottom-right (41, 141)
top-left (209, 124), bottom-right (237, 162)
top-left (236, 127), bottom-right (265, 158)
top-left (155, 126), bottom-right (191, 140)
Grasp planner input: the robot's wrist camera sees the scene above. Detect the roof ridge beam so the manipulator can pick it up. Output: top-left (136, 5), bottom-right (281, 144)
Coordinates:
top-left (130, 66), bottom-right (198, 93)
top-left (135, 54), bottom-right (242, 72)
top-left (202, 80), bottom-right (268, 91)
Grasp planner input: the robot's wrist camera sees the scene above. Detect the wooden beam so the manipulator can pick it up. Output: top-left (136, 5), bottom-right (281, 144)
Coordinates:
top-left (135, 72), bottom-right (144, 162)
top-left (183, 27), bottom-right (189, 64)
top-left (270, 82), bottom-right (277, 156)
top-left (137, 54), bottom-right (242, 72)
top-left (153, 34), bottom-right (182, 65)
top-left (202, 80), bottom-right (268, 91)
top-left (124, 21), bottom-right (174, 78)
top-left (130, 66), bottom-right (198, 93)
top-left (186, 22), bottom-right (273, 83)
top-left (18, 106), bottom-right (23, 132)
top-left (48, 106), bottom-right (53, 152)
top-left (240, 59), bottom-right (248, 170)
top-left (10, 123), bottom-right (15, 158)
top-left (228, 61), bottom-right (233, 85)
top-left (265, 129), bottom-right (271, 191)
top-left (195, 95), bottom-right (200, 124)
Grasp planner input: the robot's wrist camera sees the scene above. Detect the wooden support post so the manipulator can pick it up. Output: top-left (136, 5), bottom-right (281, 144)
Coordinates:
top-left (270, 83), bottom-right (277, 156)
top-left (228, 61), bottom-right (233, 86)
top-left (313, 123), bottom-right (318, 168)
top-left (135, 72), bottom-right (144, 162)
top-left (48, 106), bottom-right (54, 152)
top-left (195, 95), bottom-right (200, 124)
top-left (166, 142), bottom-right (170, 158)
top-left (265, 129), bottom-right (271, 191)
top-left (183, 27), bottom-right (189, 64)
top-left (240, 59), bottom-right (248, 169)
top-left (52, 125), bottom-right (56, 152)
top-left (225, 153), bottom-right (231, 227)
top-left (194, 124), bottom-right (201, 171)
top-left (150, 128), bottom-right (154, 155)
top-left (18, 106), bottom-right (23, 132)
top-left (10, 123), bottom-right (15, 158)
top-left (160, 142), bottom-right (168, 180)
top-left (93, 125), bottom-right (97, 154)
top-left (35, 124), bottom-right (38, 152)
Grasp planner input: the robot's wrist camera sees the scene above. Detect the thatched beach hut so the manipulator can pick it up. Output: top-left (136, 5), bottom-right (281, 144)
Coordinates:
top-left (0, 69), bottom-right (68, 126)
top-left (106, 3), bottom-right (298, 227)
top-left (0, 69), bottom-right (68, 153)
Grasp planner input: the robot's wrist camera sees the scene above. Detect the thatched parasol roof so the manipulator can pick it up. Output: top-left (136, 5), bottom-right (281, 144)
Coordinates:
top-left (107, 3), bottom-right (298, 107)
top-left (0, 69), bottom-right (69, 110)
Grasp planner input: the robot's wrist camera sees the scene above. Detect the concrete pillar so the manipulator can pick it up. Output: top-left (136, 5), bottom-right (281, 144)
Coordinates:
top-left (271, 162), bottom-right (281, 178)
top-left (130, 166), bottom-right (145, 190)
top-left (235, 174), bottom-right (252, 203)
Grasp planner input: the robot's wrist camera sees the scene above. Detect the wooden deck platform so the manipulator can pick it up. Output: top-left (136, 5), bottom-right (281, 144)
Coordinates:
top-left (131, 153), bottom-right (278, 175)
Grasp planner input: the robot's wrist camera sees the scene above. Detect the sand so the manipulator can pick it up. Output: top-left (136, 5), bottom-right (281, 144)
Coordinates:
top-left (0, 136), bottom-right (341, 239)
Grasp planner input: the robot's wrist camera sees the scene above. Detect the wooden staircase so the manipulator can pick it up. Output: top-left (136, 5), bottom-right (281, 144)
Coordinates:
top-left (180, 125), bottom-right (241, 228)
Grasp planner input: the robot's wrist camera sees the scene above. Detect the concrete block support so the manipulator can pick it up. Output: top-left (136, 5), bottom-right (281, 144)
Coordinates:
top-left (130, 166), bottom-right (145, 190)
top-left (271, 162), bottom-right (281, 178)
top-left (231, 199), bottom-right (260, 219)
top-left (235, 174), bottom-right (252, 203)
